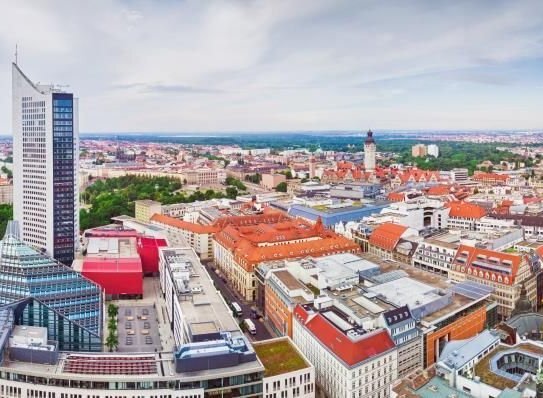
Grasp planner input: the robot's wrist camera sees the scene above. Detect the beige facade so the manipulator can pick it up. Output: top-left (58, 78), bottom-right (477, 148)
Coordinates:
top-left (180, 168), bottom-right (226, 186)
top-left (261, 173), bottom-right (286, 190)
top-left (135, 200), bottom-right (162, 222)
top-left (411, 144), bottom-right (427, 157)
top-left (449, 256), bottom-right (538, 319)
top-left (0, 182), bottom-right (13, 204)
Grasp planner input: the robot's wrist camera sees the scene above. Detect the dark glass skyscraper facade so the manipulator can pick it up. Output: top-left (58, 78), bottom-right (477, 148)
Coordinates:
top-left (52, 93), bottom-right (76, 264)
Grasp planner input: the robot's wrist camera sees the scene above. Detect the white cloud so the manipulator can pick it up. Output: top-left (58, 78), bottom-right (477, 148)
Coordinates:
top-left (0, 0), bottom-right (542, 133)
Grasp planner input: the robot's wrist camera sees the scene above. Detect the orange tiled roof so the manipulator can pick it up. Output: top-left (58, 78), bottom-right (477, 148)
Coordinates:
top-left (214, 218), bottom-right (359, 271)
top-left (452, 244), bottom-right (522, 285)
top-left (387, 192), bottom-right (406, 202)
top-left (426, 185), bottom-right (451, 196)
top-left (151, 214), bottom-right (219, 234)
top-left (368, 223), bottom-right (408, 251)
top-left (151, 211), bottom-right (287, 234)
top-left (473, 172), bottom-right (509, 182)
top-left (447, 201), bottom-right (487, 219)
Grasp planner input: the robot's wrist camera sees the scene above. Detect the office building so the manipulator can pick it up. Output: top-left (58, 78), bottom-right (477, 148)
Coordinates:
top-left (450, 168), bottom-right (469, 183)
top-left (12, 63), bottom-right (79, 265)
top-left (0, 221), bottom-right (102, 351)
top-left (293, 300), bottom-right (397, 398)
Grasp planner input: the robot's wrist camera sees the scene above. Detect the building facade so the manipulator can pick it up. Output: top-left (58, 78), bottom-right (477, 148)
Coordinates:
top-left (0, 221), bottom-right (102, 351)
top-left (293, 303), bottom-right (398, 398)
top-left (12, 63), bottom-right (79, 265)
top-left (135, 199), bottom-right (162, 222)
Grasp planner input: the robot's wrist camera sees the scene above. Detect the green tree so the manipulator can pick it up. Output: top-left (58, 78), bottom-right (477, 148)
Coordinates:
top-left (275, 182), bottom-right (288, 192)
top-left (1, 166), bottom-right (12, 178)
top-left (107, 304), bottom-right (119, 319)
top-left (225, 176), bottom-right (246, 191)
top-left (226, 186), bottom-right (239, 199)
top-left (0, 204), bottom-right (13, 236)
top-left (105, 332), bottom-right (119, 352)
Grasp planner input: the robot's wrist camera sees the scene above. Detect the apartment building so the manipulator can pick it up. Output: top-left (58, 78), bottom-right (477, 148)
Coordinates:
top-left (412, 238), bottom-right (459, 276)
top-left (135, 199), bottom-right (162, 222)
top-left (293, 300), bottom-right (398, 398)
top-left (379, 306), bottom-right (423, 378)
top-left (263, 269), bottom-right (314, 337)
top-left (254, 337), bottom-right (316, 398)
top-left (449, 245), bottom-right (540, 319)
top-left (151, 214), bottom-right (217, 260)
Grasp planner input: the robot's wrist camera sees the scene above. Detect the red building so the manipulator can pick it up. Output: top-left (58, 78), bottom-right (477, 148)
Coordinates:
top-left (137, 236), bottom-right (168, 275)
top-left (82, 258), bottom-right (143, 297)
top-left (82, 236), bottom-right (143, 298)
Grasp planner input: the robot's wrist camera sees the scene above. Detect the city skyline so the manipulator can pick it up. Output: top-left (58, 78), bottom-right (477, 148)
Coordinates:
top-left (0, 1), bottom-right (543, 134)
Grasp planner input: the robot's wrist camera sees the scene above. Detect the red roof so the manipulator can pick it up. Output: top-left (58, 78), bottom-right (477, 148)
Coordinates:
top-left (369, 223), bottom-right (408, 251)
top-left (447, 201), bottom-right (487, 219)
top-left (473, 172), bottom-right (508, 182)
top-left (452, 244), bottom-right (521, 285)
top-left (426, 185), bottom-right (451, 196)
top-left (294, 305), bottom-right (395, 366)
top-left (151, 214), bottom-right (220, 234)
top-left (387, 192), bottom-right (405, 202)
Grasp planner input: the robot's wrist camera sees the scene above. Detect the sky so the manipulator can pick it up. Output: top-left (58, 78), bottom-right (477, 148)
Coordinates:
top-left (1, 0), bottom-right (543, 134)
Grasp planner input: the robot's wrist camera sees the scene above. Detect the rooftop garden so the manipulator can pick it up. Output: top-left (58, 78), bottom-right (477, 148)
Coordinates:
top-left (253, 339), bottom-right (308, 376)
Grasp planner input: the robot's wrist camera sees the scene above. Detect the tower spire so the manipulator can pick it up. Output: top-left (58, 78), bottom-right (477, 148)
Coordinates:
top-left (14, 44), bottom-right (18, 65)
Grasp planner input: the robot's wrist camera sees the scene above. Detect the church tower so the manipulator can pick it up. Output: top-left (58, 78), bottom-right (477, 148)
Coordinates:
top-left (364, 130), bottom-right (376, 172)
top-left (309, 155), bottom-right (316, 179)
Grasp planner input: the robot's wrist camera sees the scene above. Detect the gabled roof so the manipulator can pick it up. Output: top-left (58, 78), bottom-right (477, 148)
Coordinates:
top-left (447, 201), bottom-right (487, 219)
top-left (387, 192), bottom-right (406, 202)
top-left (383, 305), bottom-right (413, 326)
top-left (452, 244), bottom-right (522, 285)
top-left (369, 223), bottom-right (408, 251)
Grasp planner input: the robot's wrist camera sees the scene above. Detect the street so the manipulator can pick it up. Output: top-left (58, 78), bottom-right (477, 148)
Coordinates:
top-left (203, 261), bottom-right (274, 341)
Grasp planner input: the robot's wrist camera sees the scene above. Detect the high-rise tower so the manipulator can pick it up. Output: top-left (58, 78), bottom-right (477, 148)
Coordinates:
top-left (364, 129), bottom-right (376, 172)
top-left (12, 63), bottom-right (79, 265)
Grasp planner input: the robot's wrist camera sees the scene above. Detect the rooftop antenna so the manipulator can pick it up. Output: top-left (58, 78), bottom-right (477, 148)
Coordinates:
top-left (14, 44), bottom-right (18, 65)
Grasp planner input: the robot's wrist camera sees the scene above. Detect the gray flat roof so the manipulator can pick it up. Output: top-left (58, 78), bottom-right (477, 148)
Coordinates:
top-left (161, 247), bottom-right (240, 334)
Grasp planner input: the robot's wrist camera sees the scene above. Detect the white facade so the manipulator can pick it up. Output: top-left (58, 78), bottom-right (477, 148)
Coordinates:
top-left (12, 63), bottom-right (79, 263)
top-left (263, 366), bottom-right (315, 398)
top-left (293, 317), bottom-right (398, 398)
top-left (365, 198), bottom-right (449, 232)
top-left (0, 380), bottom-right (203, 398)
top-left (450, 168), bottom-right (468, 183)
top-left (427, 144), bottom-right (439, 157)
top-left (412, 240), bottom-right (458, 276)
